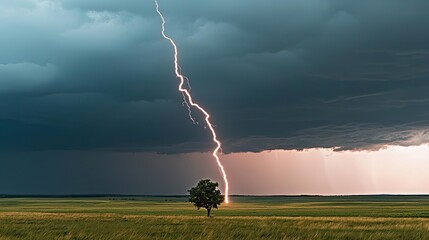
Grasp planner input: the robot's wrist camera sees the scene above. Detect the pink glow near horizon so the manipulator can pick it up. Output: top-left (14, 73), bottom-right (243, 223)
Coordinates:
top-left (217, 144), bottom-right (429, 195)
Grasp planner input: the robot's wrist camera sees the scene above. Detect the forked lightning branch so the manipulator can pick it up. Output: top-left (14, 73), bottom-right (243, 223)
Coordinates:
top-left (154, 0), bottom-right (230, 203)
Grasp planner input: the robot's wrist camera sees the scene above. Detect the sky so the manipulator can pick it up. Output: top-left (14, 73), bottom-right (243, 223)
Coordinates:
top-left (1, 0), bottom-right (429, 195)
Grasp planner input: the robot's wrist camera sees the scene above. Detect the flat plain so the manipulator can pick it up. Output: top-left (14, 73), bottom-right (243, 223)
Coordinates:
top-left (0, 196), bottom-right (428, 239)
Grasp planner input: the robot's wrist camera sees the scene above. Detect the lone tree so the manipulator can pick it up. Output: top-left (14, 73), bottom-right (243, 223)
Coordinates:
top-left (188, 179), bottom-right (224, 217)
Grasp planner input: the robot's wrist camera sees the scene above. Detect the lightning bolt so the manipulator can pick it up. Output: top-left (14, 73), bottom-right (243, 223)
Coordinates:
top-left (154, 0), bottom-right (230, 203)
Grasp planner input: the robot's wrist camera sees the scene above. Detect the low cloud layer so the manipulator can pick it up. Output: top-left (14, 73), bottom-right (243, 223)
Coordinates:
top-left (1, 0), bottom-right (429, 153)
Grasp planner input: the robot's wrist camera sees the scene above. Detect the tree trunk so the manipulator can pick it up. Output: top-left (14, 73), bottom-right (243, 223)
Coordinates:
top-left (207, 207), bottom-right (211, 217)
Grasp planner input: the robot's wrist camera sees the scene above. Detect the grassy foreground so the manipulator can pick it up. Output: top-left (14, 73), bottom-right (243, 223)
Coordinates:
top-left (0, 196), bottom-right (428, 239)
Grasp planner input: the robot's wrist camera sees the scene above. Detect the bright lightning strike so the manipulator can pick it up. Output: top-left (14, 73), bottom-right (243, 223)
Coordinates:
top-left (154, 0), bottom-right (230, 203)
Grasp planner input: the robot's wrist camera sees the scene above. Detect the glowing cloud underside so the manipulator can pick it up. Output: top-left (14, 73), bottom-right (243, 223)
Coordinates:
top-left (154, 0), bottom-right (230, 203)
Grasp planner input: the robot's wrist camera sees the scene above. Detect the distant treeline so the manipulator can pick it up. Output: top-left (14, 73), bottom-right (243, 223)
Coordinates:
top-left (0, 194), bottom-right (428, 198)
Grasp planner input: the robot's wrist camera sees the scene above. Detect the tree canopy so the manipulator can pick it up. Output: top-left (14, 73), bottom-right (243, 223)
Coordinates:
top-left (188, 179), bottom-right (224, 217)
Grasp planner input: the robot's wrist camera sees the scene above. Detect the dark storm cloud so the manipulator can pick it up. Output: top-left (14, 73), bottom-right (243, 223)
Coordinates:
top-left (1, 0), bottom-right (429, 153)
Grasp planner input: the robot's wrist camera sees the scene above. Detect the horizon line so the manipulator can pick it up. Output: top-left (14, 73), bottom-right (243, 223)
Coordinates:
top-left (1, 194), bottom-right (429, 198)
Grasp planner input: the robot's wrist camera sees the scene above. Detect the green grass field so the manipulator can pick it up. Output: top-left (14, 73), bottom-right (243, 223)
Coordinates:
top-left (0, 196), bottom-right (428, 239)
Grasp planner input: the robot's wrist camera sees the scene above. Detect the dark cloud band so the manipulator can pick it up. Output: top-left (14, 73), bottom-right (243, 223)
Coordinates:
top-left (0, 0), bottom-right (428, 153)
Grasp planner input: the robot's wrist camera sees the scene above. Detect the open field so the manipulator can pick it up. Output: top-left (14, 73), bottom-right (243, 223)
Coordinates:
top-left (0, 196), bottom-right (428, 239)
